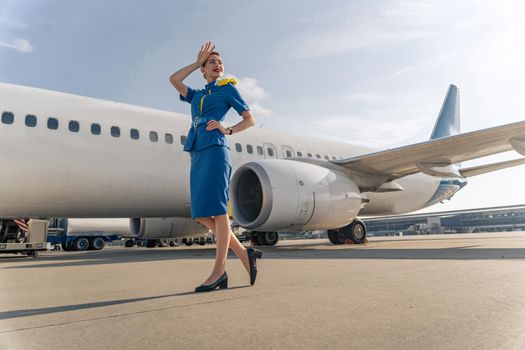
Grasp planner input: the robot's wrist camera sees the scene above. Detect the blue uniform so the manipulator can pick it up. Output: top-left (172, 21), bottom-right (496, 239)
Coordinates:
top-left (179, 79), bottom-right (249, 218)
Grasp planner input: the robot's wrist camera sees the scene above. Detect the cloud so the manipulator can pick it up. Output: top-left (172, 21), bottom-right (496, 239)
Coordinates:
top-left (286, 28), bottom-right (433, 60)
top-left (225, 74), bottom-right (273, 117)
top-left (249, 103), bottom-right (272, 117)
top-left (0, 17), bottom-right (29, 30)
top-left (0, 38), bottom-right (33, 53)
top-left (291, 113), bottom-right (431, 149)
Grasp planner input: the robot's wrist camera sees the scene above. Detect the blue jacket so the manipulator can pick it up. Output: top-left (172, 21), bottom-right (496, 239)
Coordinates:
top-left (180, 79), bottom-right (249, 152)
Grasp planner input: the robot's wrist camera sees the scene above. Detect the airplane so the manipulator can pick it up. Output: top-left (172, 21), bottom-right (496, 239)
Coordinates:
top-left (1, 82), bottom-right (524, 247)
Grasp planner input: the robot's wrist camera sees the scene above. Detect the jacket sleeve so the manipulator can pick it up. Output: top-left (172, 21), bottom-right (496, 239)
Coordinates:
top-left (225, 84), bottom-right (250, 115)
top-left (179, 86), bottom-right (196, 104)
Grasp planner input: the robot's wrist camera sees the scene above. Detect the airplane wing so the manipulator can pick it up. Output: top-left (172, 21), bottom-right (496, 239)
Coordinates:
top-left (332, 121), bottom-right (525, 180)
top-left (459, 158), bottom-right (525, 177)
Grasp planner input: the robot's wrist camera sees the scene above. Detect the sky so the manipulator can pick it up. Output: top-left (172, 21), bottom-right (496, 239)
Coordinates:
top-left (1, 0), bottom-right (524, 214)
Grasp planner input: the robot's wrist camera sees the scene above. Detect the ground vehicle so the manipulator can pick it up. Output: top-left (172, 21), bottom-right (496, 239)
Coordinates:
top-left (0, 219), bottom-right (49, 257)
top-left (47, 218), bottom-right (121, 251)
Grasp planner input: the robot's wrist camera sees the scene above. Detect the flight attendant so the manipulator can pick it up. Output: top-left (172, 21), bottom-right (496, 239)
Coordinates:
top-left (169, 42), bottom-right (263, 292)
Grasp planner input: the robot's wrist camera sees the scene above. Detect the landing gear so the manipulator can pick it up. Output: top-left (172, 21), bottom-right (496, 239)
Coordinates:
top-left (327, 229), bottom-right (345, 245)
top-left (250, 231), bottom-right (279, 246)
top-left (125, 239), bottom-right (135, 247)
top-left (327, 220), bottom-right (367, 245)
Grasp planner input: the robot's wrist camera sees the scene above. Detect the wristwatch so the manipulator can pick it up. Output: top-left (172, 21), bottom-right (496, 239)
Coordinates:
top-left (227, 127), bottom-right (233, 135)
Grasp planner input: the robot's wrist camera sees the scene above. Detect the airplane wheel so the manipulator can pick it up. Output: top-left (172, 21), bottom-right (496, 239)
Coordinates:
top-left (146, 240), bottom-right (157, 248)
top-left (125, 239), bottom-right (135, 247)
top-left (158, 239), bottom-right (168, 248)
top-left (73, 237), bottom-right (89, 251)
top-left (257, 232), bottom-right (278, 246)
top-left (344, 220), bottom-right (367, 244)
top-left (327, 229), bottom-right (345, 244)
top-left (89, 237), bottom-right (106, 250)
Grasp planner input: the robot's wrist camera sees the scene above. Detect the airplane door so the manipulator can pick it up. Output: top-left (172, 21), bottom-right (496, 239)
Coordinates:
top-left (263, 142), bottom-right (278, 159)
top-left (282, 145), bottom-right (295, 158)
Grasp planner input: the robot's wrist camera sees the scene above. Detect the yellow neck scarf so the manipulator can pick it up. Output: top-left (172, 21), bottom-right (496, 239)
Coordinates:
top-left (217, 78), bottom-right (238, 86)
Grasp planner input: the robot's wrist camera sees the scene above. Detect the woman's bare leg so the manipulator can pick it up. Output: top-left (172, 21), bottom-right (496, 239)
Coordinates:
top-left (196, 215), bottom-right (250, 284)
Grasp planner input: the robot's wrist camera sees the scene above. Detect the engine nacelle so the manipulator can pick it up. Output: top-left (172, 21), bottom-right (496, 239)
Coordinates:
top-left (130, 217), bottom-right (208, 239)
top-left (230, 160), bottom-right (362, 231)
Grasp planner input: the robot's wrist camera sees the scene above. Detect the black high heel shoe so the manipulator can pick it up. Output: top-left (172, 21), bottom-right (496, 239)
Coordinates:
top-left (194, 271), bottom-right (228, 293)
top-left (247, 248), bottom-right (263, 286)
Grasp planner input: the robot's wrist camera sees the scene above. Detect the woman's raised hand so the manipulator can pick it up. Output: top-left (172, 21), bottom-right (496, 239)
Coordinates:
top-left (197, 41), bottom-right (216, 66)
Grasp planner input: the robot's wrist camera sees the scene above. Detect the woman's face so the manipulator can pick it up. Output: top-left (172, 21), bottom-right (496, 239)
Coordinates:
top-left (201, 54), bottom-right (224, 81)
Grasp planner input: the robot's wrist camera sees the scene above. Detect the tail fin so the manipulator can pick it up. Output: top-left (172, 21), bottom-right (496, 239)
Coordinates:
top-left (430, 84), bottom-right (460, 140)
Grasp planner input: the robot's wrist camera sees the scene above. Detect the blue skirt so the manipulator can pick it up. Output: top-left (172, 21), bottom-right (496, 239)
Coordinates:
top-left (189, 145), bottom-right (232, 219)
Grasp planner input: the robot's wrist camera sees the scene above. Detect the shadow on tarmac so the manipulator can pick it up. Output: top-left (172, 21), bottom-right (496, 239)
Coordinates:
top-left (0, 285), bottom-right (253, 321)
top-left (2, 239), bottom-right (525, 270)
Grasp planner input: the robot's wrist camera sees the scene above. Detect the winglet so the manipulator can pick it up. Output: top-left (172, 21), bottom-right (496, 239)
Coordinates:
top-left (430, 84), bottom-right (460, 140)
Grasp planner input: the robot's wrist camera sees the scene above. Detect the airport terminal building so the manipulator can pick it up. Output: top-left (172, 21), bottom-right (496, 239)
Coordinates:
top-left (363, 204), bottom-right (525, 236)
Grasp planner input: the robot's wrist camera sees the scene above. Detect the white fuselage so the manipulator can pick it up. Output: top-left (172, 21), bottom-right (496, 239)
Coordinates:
top-left (0, 83), bottom-right (442, 220)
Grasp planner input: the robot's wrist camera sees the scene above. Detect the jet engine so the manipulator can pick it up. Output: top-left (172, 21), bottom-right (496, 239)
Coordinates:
top-left (230, 160), bottom-right (363, 231)
top-left (130, 217), bottom-right (209, 239)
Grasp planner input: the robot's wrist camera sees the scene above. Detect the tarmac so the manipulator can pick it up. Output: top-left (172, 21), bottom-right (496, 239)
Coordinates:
top-left (1, 232), bottom-right (525, 350)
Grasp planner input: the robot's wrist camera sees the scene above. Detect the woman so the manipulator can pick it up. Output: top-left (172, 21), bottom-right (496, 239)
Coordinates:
top-left (169, 41), bottom-right (263, 292)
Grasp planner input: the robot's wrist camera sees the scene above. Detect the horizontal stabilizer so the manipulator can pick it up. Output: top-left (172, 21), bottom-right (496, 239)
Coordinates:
top-left (459, 158), bottom-right (525, 177)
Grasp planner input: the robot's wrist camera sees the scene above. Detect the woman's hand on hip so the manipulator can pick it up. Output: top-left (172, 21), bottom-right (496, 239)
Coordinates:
top-left (206, 120), bottom-right (227, 134)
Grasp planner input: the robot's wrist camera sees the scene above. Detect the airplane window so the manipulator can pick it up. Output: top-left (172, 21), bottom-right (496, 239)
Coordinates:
top-left (1, 112), bottom-right (14, 124)
top-left (324, 155), bottom-right (329, 160)
top-left (316, 154), bottom-right (321, 159)
top-left (307, 153), bottom-right (312, 157)
top-left (235, 143), bottom-right (242, 152)
top-left (111, 126), bottom-right (120, 137)
top-left (150, 131), bottom-right (158, 142)
top-left (180, 135), bottom-right (186, 145)
top-left (47, 117), bottom-right (59, 130)
top-left (25, 114), bottom-right (37, 127)
top-left (286, 150), bottom-right (292, 158)
top-left (257, 146), bottom-right (263, 155)
top-left (267, 148), bottom-right (274, 157)
top-left (297, 151), bottom-right (303, 157)
top-left (247, 145), bottom-right (253, 154)
top-left (130, 128), bottom-right (139, 140)
top-left (69, 121), bottom-right (79, 132)
top-left (165, 133), bottom-right (173, 144)
top-left (91, 123), bottom-right (101, 135)
top-left (332, 156), bottom-right (337, 160)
